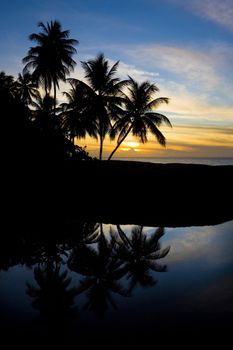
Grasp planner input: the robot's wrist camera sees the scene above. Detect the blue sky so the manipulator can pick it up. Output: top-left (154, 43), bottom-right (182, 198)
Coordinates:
top-left (1, 0), bottom-right (233, 157)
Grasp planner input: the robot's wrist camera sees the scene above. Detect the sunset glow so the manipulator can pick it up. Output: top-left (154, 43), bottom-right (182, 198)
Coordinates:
top-left (0, 0), bottom-right (232, 158)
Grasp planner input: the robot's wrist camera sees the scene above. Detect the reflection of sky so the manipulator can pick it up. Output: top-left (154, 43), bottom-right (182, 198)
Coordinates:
top-left (105, 221), bottom-right (233, 315)
top-left (0, 220), bottom-right (232, 337)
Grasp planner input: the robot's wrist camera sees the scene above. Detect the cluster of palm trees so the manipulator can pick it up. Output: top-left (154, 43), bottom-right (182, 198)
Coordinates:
top-left (2, 20), bottom-right (172, 160)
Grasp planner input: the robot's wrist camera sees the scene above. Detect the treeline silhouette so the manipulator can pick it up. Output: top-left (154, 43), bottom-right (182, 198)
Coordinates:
top-left (2, 20), bottom-right (171, 167)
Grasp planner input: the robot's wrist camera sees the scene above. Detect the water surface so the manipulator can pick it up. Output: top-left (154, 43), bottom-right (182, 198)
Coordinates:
top-left (0, 218), bottom-right (232, 345)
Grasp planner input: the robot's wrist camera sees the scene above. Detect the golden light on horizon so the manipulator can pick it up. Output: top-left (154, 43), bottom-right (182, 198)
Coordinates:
top-left (122, 141), bottom-right (140, 148)
top-left (75, 124), bottom-right (233, 158)
top-left (121, 141), bottom-right (141, 152)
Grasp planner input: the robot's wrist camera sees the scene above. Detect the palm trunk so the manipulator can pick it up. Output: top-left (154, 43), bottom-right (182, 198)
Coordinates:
top-left (99, 121), bottom-right (104, 160)
top-left (99, 135), bottom-right (103, 160)
top-left (53, 81), bottom-right (56, 115)
top-left (108, 125), bottom-right (133, 160)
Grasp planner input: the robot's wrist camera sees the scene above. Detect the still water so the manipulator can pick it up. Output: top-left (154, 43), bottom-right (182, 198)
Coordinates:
top-left (0, 219), bottom-right (232, 345)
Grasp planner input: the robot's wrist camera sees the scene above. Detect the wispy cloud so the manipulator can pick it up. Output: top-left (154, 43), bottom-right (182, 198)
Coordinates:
top-left (110, 60), bottom-right (160, 82)
top-left (124, 43), bottom-right (233, 93)
top-left (187, 0), bottom-right (233, 32)
top-left (168, 0), bottom-right (233, 32)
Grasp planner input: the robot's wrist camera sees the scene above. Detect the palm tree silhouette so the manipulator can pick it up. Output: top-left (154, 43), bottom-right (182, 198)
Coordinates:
top-left (71, 53), bottom-right (127, 159)
top-left (114, 225), bottom-right (170, 292)
top-left (108, 76), bottom-right (171, 160)
top-left (31, 92), bottom-right (57, 130)
top-left (15, 71), bottom-right (39, 107)
top-left (59, 80), bottom-right (98, 145)
top-left (0, 71), bottom-right (17, 102)
top-left (22, 20), bottom-right (78, 110)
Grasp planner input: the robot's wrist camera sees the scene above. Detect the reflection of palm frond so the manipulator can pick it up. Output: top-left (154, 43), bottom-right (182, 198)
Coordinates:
top-left (66, 222), bottom-right (101, 247)
top-left (68, 233), bottom-right (129, 317)
top-left (26, 265), bottom-right (78, 320)
top-left (115, 225), bottom-right (170, 292)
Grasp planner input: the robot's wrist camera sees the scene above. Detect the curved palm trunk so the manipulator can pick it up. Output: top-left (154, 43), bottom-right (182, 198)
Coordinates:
top-left (53, 81), bottom-right (57, 115)
top-left (108, 125), bottom-right (133, 160)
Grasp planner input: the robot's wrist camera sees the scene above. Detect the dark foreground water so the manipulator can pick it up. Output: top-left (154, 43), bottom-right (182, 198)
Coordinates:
top-left (0, 217), bottom-right (232, 345)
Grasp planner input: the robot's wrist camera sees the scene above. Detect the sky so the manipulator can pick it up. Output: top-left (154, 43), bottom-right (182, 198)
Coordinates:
top-left (1, 0), bottom-right (233, 158)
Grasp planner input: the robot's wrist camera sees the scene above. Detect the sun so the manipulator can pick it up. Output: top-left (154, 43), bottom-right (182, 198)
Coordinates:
top-left (124, 141), bottom-right (140, 148)
top-left (121, 141), bottom-right (140, 152)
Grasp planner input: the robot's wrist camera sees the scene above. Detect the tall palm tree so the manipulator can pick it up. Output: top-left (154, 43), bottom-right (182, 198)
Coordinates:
top-left (108, 76), bottom-right (171, 160)
top-left (22, 20), bottom-right (78, 110)
top-left (72, 53), bottom-right (127, 160)
top-left (15, 71), bottom-right (39, 106)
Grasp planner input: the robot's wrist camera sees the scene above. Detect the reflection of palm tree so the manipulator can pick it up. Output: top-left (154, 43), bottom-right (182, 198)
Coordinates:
top-left (26, 265), bottom-right (77, 321)
top-left (108, 76), bottom-right (171, 160)
top-left (23, 20), bottom-right (78, 106)
top-left (68, 232), bottom-right (128, 317)
top-left (66, 221), bottom-right (101, 246)
top-left (115, 225), bottom-right (170, 292)
top-left (71, 53), bottom-right (127, 159)
top-left (25, 235), bottom-right (78, 342)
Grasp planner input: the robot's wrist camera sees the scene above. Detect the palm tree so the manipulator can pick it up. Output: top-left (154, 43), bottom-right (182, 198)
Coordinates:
top-left (31, 92), bottom-right (56, 130)
top-left (72, 53), bottom-right (127, 160)
top-left (114, 225), bottom-right (170, 292)
top-left (0, 71), bottom-right (16, 101)
top-left (22, 20), bottom-right (78, 110)
top-left (108, 76), bottom-right (171, 160)
top-left (59, 79), bottom-right (98, 145)
top-left (15, 71), bottom-right (39, 106)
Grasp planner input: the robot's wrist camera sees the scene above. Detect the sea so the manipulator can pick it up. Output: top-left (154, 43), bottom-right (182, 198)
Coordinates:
top-left (112, 157), bottom-right (233, 166)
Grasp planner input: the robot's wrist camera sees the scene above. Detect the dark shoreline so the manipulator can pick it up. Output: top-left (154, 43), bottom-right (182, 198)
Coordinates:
top-left (6, 159), bottom-right (233, 229)
top-left (70, 160), bottom-right (233, 227)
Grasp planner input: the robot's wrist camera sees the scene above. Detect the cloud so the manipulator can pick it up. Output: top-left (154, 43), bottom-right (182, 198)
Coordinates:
top-left (167, 0), bottom-right (233, 32)
top-left (189, 0), bottom-right (233, 32)
top-left (117, 42), bottom-right (233, 124)
top-left (113, 61), bottom-right (159, 82)
top-left (124, 43), bottom-right (232, 93)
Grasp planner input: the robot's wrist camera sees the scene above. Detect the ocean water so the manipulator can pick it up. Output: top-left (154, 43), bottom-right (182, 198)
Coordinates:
top-left (113, 157), bottom-right (233, 166)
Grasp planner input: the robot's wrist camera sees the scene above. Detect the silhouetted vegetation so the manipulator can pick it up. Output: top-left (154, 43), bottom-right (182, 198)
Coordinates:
top-left (1, 19), bottom-right (171, 164)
